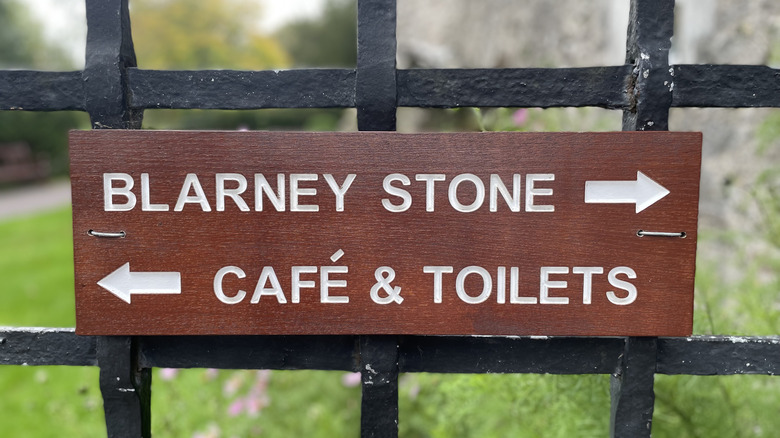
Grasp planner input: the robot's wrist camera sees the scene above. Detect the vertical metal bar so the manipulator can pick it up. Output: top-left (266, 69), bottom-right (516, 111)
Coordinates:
top-left (613, 1), bottom-right (674, 436)
top-left (622, 0), bottom-right (675, 131)
top-left (610, 337), bottom-right (658, 438)
top-left (97, 337), bottom-right (152, 438)
top-left (356, 1), bottom-right (399, 435)
top-left (84, 1), bottom-right (148, 436)
top-left (84, 0), bottom-right (143, 129)
top-left (359, 336), bottom-right (400, 438)
top-left (356, 0), bottom-right (397, 130)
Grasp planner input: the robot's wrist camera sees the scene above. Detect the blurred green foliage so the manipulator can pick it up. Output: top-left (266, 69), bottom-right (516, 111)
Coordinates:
top-left (0, 208), bottom-right (74, 327)
top-left (276, 0), bottom-right (357, 68)
top-left (130, 0), bottom-right (289, 70)
top-left (142, 108), bottom-right (348, 132)
top-left (0, 209), bottom-right (105, 437)
top-left (133, 0), bottom-right (356, 132)
top-left (0, 365), bottom-right (104, 437)
top-left (153, 368), bottom-right (360, 437)
top-left (0, 111), bottom-right (89, 180)
top-left (0, 1), bottom-right (88, 182)
top-left (0, 0), bottom-right (71, 69)
top-left (399, 373), bottom-right (609, 437)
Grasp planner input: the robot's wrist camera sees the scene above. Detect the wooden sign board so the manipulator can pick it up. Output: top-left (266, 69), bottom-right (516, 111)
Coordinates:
top-left (70, 130), bottom-right (701, 336)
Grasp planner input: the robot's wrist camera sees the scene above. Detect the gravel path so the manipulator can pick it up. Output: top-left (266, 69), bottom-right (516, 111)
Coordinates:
top-left (0, 181), bottom-right (72, 221)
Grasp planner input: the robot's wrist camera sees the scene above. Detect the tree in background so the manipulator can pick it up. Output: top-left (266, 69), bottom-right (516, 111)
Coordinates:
top-left (132, 0), bottom-right (355, 132)
top-left (0, 0), bottom-right (72, 70)
top-left (130, 0), bottom-right (289, 70)
top-left (0, 0), bottom-right (87, 183)
top-left (275, 0), bottom-right (356, 68)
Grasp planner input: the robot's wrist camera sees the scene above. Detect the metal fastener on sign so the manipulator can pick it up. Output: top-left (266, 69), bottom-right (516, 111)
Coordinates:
top-left (636, 230), bottom-right (686, 238)
top-left (88, 230), bottom-right (126, 238)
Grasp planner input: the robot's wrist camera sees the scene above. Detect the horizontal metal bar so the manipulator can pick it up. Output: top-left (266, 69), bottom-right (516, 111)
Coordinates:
top-left (139, 335), bottom-right (780, 375)
top-left (140, 335), bottom-right (623, 374)
top-left (0, 328), bottom-right (97, 366)
top-left (399, 336), bottom-right (624, 374)
top-left (397, 67), bottom-right (632, 109)
top-left (656, 335), bottom-right (780, 375)
top-left (672, 65), bottom-right (780, 108)
top-left (2, 65), bottom-right (779, 112)
top-left (127, 68), bottom-right (356, 109)
top-left (0, 71), bottom-right (85, 111)
top-left (2, 330), bottom-right (779, 377)
top-left (138, 335), bottom-right (358, 370)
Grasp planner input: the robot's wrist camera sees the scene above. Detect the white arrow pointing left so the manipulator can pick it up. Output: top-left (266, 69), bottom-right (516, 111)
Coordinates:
top-left (97, 262), bottom-right (181, 304)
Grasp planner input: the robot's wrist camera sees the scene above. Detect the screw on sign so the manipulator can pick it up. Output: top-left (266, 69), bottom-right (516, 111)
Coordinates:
top-left (70, 130), bottom-right (701, 337)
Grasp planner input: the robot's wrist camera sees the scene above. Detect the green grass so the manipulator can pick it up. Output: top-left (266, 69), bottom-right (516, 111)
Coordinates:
top-left (0, 208), bottom-right (105, 437)
top-left (0, 207), bottom-right (75, 327)
top-left (151, 368), bottom-right (360, 437)
top-left (0, 366), bottom-right (104, 437)
top-left (399, 373), bottom-right (610, 438)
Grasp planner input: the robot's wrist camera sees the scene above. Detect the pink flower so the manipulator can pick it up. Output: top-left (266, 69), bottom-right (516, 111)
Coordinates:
top-left (341, 372), bottom-right (362, 387)
top-left (512, 108), bottom-right (529, 127)
top-left (245, 394), bottom-right (267, 416)
top-left (223, 373), bottom-right (245, 396)
top-left (252, 370), bottom-right (270, 392)
top-left (159, 368), bottom-right (179, 381)
top-left (228, 399), bottom-right (245, 417)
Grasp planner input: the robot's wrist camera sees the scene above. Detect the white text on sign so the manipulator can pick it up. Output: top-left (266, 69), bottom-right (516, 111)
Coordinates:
top-left (211, 264), bottom-right (638, 306)
top-left (102, 172), bottom-right (556, 213)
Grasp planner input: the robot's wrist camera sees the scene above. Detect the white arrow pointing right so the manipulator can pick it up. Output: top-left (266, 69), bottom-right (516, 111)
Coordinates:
top-left (584, 171), bottom-right (670, 213)
top-left (97, 262), bottom-right (181, 304)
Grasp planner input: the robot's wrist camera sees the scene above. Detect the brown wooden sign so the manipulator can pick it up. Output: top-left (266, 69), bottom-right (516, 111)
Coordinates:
top-left (70, 130), bottom-right (701, 336)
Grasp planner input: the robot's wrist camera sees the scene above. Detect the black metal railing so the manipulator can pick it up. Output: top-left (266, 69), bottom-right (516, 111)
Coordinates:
top-left (2, 1), bottom-right (780, 437)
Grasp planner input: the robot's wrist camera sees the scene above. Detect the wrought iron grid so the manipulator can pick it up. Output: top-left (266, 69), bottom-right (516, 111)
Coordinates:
top-left (1, 1), bottom-right (779, 436)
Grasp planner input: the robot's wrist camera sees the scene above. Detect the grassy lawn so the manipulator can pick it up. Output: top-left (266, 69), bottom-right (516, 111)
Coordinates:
top-left (0, 207), bottom-right (75, 327)
top-left (0, 208), bottom-right (105, 437)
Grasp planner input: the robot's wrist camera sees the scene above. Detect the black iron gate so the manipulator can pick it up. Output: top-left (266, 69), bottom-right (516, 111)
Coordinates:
top-left (2, 1), bottom-right (780, 437)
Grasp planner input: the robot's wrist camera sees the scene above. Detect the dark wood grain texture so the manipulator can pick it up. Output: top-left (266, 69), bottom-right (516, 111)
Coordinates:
top-left (70, 130), bottom-right (701, 336)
